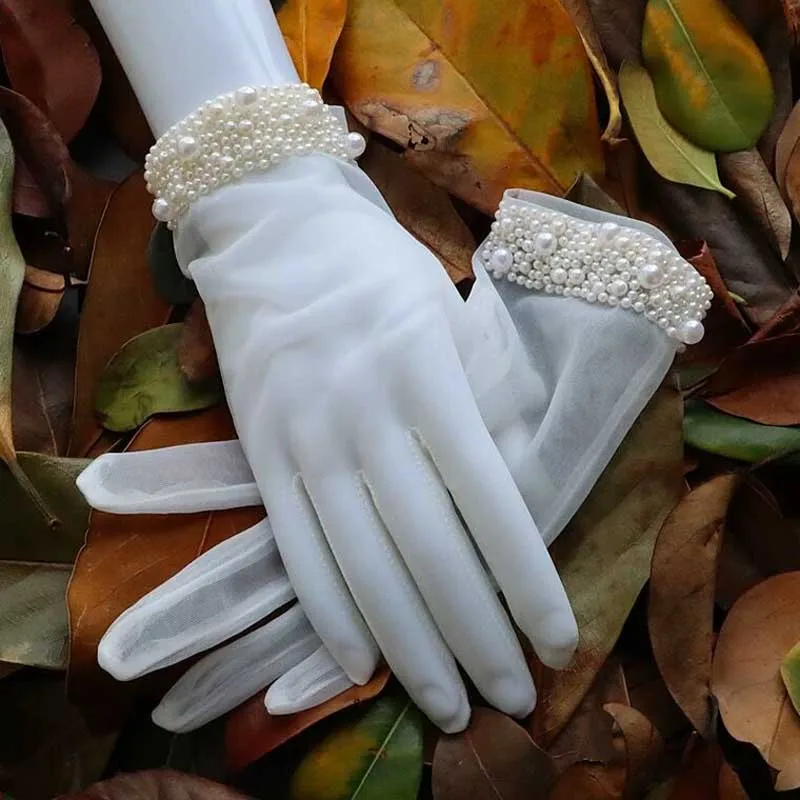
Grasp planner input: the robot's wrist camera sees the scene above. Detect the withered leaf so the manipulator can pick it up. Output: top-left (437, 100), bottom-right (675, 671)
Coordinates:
top-left (604, 703), bottom-right (664, 798)
top-left (63, 769), bottom-right (249, 800)
top-left (15, 265), bottom-right (65, 335)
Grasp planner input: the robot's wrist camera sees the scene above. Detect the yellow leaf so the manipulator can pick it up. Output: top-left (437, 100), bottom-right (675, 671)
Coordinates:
top-left (277, 0), bottom-right (348, 90)
top-left (331, 0), bottom-right (603, 212)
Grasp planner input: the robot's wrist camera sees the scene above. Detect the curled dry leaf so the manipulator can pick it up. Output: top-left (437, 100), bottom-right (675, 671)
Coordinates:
top-left (604, 703), bottom-right (664, 798)
top-left (0, 0), bottom-right (101, 143)
top-left (775, 99), bottom-right (800, 197)
top-left (179, 300), bottom-right (219, 385)
top-left (290, 696), bottom-right (423, 800)
top-left (432, 708), bottom-right (556, 800)
top-left (618, 61), bottom-right (733, 198)
top-left (661, 737), bottom-right (747, 800)
top-left (360, 142), bottom-right (477, 285)
top-left (276, 0), bottom-right (348, 90)
top-left (95, 324), bottom-right (223, 433)
top-left (67, 407), bottom-right (265, 720)
top-left (225, 667), bottom-right (391, 773)
top-left (533, 387), bottom-right (684, 744)
top-left (648, 474), bottom-right (740, 738)
top-left (548, 762), bottom-right (625, 800)
top-left (15, 266), bottom-right (65, 335)
top-left (332, 0), bottom-right (603, 213)
top-left (711, 572), bottom-right (800, 791)
top-left (69, 172), bottom-right (172, 457)
top-left (642, 0), bottom-right (774, 152)
top-left (718, 149), bottom-right (791, 260)
top-left (62, 769), bottom-right (250, 800)
top-left (704, 333), bottom-right (800, 426)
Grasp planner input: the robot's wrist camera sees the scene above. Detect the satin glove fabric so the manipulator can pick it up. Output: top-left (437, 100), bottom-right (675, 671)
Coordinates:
top-left (152, 155), bottom-right (577, 732)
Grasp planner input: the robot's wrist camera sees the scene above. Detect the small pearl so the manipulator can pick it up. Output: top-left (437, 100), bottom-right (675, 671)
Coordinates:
top-left (177, 135), bottom-right (199, 160)
top-left (568, 268), bottom-right (585, 284)
top-left (679, 320), bottom-right (705, 345)
top-left (346, 132), bottom-right (366, 158)
top-left (638, 263), bottom-right (665, 289)
top-left (534, 231), bottom-right (558, 256)
top-left (152, 198), bottom-right (172, 221)
top-left (608, 279), bottom-right (628, 297)
top-left (551, 268), bottom-right (568, 285)
top-left (598, 222), bottom-right (620, 245)
top-left (491, 248), bottom-right (513, 273)
top-left (236, 86), bottom-right (259, 106)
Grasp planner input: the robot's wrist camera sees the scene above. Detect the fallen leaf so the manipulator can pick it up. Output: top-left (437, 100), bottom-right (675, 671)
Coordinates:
top-left (432, 708), bottom-right (556, 800)
top-left (548, 762), bottom-right (625, 800)
top-left (711, 572), bottom-right (800, 791)
top-left (784, 0), bottom-right (800, 43)
top-left (147, 223), bottom-right (197, 306)
top-left (225, 668), bottom-right (391, 774)
top-left (66, 164), bottom-right (116, 280)
top-left (331, 0), bottom-right (603, 213)
top-left (0, 561), bottom-right (70, 669)
top-left (749, 291), bottom-right (800, 342)
top-left (781, 641), bottom-right (800, 716)
top-left (704, 334), bottom-right (800, 425)
top-left (718, 149), bottom-right (791, 260)
top-left (775, 99), bottom-right (800, 196)
top-left (360, 142), bottom-right (477, 285)
top-left (648, 474), bottom-right (740, 737)
top-left (67, 407), bottom-right (264, 721)
top-left (15, 265), bottom-right (65, 335)
top-left (178, 300), bottom-right (219, 385)
top-left (604, 703), bottom-right (664, 797)
top-left (662, 737), bottom-right (746, 800)
top-left (0, 0), bottom-right (101, 142)
top-left (62, 769), bottom-right (248, 800)
top-left (559, 0), bottom-right (623, 141)
top-left (290, 696), bottom-right (423, 800)
top-left (277, 0), bottom-right (347, 90)
top-left (532, 386), bottom-right (684, 744)
top-left (642, 0), bottom-right (774, 151)
top-left (95, 324), bottom-right (222, 433)
top-left (618, 61), bottom-right (733, 198)
top-left (585, 0), bottom-right (646, 69)
top-left (69, 172), bottom-right (172, 457)
top-left (684, 401), bottom-right (800, 462)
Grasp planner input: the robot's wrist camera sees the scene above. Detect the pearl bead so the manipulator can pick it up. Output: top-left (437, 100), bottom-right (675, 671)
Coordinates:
top-left (598, 222), bottom-right (620, 245)
top-left (236, 86), bottom-right (259, 106)
top-left (346, 132), bottom-right (367, 158)
top-left (534, 232), bottom-right (557, 256)
top-left (679, 320), bottom-right (705, 345)
top-left (551, 268), bottom-right (567, 285)
top-left (491, 248), bottom-right (513, 273)
top-left (177, 136), bottom-right (199, 160)
top-left (152, 198), bottom-right (172, 221)
top-left (638, 263), bottom-right (665, 289)
top-left (608, 279), bottom-right (628, 297)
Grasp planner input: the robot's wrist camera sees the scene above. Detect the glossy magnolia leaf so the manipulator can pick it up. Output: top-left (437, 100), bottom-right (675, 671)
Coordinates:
top-left (331, 0), bottom-right (602, 213)
top-left (147, 222), bottom-right (197, 305)
top-left (290, 696), bottom-right (423, 800)
top-left (95, 324), bottom-right (223, 433)
top-left (619, 61), bottom-right (733, 198)
top-left (533, 386), bottom-right (684, 743)
top-left (432, 708), bottom-right (556, 800)
top-left (0, 561), bottom-right (70, 669)
top-left (712, 572), bottom-right (800, 791)
top-left (642, 0), bottom-right (774, 151)
top-left (226, 668), bottom-right (391, 773)
top-left (781, 641), bottom-right (800, 716)
top-left (684, 402), bottom-right (800, 463)
top-left (276, 0), bottom-right (347, 90)
top-left (648, 474), bottom-right (740, 738)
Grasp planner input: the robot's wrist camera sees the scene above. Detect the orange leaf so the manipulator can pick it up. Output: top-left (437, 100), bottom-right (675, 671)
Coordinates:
top-left (331, 0), bottom-right (602, 213)
top-left (15, 265), bottom-right (65, 335)
top-left (225, 667), bottom-right (391, 773)
top-left (67, 407), bottom-right (264, 724)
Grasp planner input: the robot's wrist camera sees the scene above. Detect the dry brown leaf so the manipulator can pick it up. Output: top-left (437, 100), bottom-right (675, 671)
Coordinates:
top-left (784, 0), bottom-right (800, 44)
top-left (178, 299), bottom-right (219, 384)
top-left (711, 572), bottom-right (800, 791)
top-left (15, 266), bottom-right (65, 335)
top-left (61, 769), bottom-right (249, 800)
top-left (663, 737), bottom-right (747, 800)
top-left (276, 0), bottom-right (348, 90)
top-left (604, 704), bottom-right (664, 798)
top-left (776, 99), bottom-right (800, 196)
top-left (66, 164), bottom-right (116, 280)
top-left (225, 667), bottom-right (391, 773)
top-left (648, 474), bottom-right (740, 737)
top-left (0, 0), bottom-right (100, 143)
top-left (704, 334), bottom-right (800, 426)
top-left (68, 173), bottom-right (172, 457)
top-left (548, 761), bottom-right (626, 800)
top-left (432, 707), bottom-right (556, 800)
top-left (718, 149), bottom-right (791, 260)
top-left (67, 407), bottom-right (263, 722)
top-left (360, 142), bottom-right (477, 284)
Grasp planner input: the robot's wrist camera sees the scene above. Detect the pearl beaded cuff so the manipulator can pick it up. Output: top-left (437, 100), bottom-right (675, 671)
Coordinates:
top-left (144, 83), bottom-right (367, 229)
top-left (479, 197), bottom-right (711, 346)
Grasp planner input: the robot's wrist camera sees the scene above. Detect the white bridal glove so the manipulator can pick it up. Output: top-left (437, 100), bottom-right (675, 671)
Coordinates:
top-left (79, 191), bottom-right (710, 733)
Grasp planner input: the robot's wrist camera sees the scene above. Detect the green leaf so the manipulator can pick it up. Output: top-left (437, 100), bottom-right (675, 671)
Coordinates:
top-left (290, 696), bottom-right (423, 800)
top-left (684, 402), bottom-right (800, 463)
top-left (0, 562), bottom-right (70, 669)
top-left (619, 61), bottom-right (734, 198)
top-left (148, 222), bottom-right (198, 305)
top-left (95, 324), bottom-right (223, 433)
top-left (0, 452), bottom-right (89, 564)
top-left (642, 0), bottom-right (774, 152)
top-left (781, 641), bottom-right (800, 717)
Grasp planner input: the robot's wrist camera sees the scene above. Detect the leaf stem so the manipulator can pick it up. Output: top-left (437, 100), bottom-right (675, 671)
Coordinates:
top-left (5, 457), bottom-right (59, 530)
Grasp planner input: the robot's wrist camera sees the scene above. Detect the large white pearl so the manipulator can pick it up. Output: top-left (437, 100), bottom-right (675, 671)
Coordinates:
top-left (491, 247), bottom-right (513, 273)
top-left (608, 279), bottom-right (628, 297)
top-left (346, 132), bottom-right (366, 158)
top-left (638, 263), bottom-right (665, 289)
top-left (152, 198), bottom-right (172, 221)
top-left (679, 320), bottom-right (705, 345)
top-left (598, 222), bottom-right (620, 245)
top-left (534, 231), bottom-right (557, 256)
